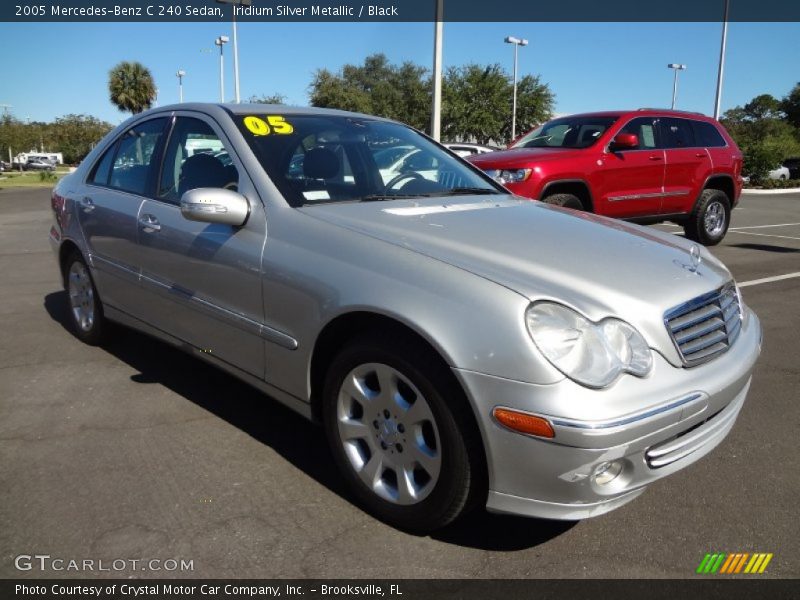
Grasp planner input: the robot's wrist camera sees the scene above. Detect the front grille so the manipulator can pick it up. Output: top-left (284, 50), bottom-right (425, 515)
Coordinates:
top-left (664, 283), bottom-right (742, 367)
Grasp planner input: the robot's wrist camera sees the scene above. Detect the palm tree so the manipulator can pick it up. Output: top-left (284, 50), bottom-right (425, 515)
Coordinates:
top-left (108, 61), bottom-right (156, 114)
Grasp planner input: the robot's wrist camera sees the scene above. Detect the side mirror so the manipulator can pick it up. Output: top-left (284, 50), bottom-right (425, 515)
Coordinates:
top-left (610, 133), bottom-right (639, 151)
top-left (180, 188), bottom-right (250, 227)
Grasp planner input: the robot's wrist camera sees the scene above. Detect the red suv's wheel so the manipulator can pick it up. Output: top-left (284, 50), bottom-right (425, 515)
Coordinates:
top-left (683, 189), bottom-right (730, 246)
top-left (543, 193), bottom-right (584, 211)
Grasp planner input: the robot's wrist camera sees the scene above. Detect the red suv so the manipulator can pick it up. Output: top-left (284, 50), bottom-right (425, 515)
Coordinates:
top-left (468, 109), bottom-right (743, 245)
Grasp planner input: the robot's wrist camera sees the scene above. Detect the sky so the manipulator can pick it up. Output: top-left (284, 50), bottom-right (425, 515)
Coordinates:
top-left (0, 21), bottom-right (798, 126)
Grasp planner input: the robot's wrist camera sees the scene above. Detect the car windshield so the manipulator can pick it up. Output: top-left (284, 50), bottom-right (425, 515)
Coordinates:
top-left (235, 113), bottom-right (503, 206)
top-left (512, 116), bottom-right (619, 149)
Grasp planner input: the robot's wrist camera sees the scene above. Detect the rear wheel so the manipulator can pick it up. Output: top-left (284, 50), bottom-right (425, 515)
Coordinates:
top-left (322, 333), bottom-right (484, 532)
top-left (542, 193), bottom-right (584, 210)
top-left (64, 251), bottom-right (108, 345)
top-left (683, 189), bottom-right (730, 246)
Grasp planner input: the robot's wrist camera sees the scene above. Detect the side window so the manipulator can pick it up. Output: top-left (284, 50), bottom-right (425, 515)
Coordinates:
top-left (660, 118), bottom-right (696, 149)
top-left (89, 142), bottom-right (117, 186)
top-left (108, 118), bottom-right (167, 195)
top-left (618, 117), bottom-right (658, 150)
top-left (158, 117), bottom-right (239, 204)
top-left (691, 120), bottom-right (727, 148)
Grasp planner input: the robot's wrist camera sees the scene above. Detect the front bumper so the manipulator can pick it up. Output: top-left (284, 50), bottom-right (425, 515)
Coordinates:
top-left (454, 308), bottom-right (762, 520)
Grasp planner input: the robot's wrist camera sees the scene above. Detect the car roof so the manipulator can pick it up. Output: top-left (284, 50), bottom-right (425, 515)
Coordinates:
top-left (151, 102), bottom-right (394, 123)
top-left (556, 109), bottom-right (710, 120)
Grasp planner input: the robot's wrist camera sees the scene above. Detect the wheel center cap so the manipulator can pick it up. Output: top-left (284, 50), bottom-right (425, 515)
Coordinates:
top-left (379, 418), bottom-right (400, 446)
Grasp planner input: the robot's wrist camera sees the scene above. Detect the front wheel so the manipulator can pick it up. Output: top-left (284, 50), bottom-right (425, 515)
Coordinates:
top-left (64, 251), bottom-right (108, 345)
top-left (322, 334), bottom-right (484, 532)
top-left (683, 189), bottom-right (731, 246)
top-left (542, 193), bottom-right (584, 210)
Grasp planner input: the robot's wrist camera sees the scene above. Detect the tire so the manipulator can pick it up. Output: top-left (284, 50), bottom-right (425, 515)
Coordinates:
top-left (322, 332), bottom-right (484, 533)
top-left (63, 251), bottom-right (108, 345)
top-left (683, 189), bottom-right (731, 246)
top-left (543, 193), bottom-right (584, 210)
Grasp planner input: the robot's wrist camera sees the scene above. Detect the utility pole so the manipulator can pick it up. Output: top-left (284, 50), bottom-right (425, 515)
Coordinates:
top-left (505, 36), bottom-right (529, 141)
top-left (713, 0), bottom-right (730, 119)
top-left (215, 36), bottom-right (229, 102)
top-left (430, 0), bottom-right (443, 141)
top-left (668, 63), bottom-right (687, 110)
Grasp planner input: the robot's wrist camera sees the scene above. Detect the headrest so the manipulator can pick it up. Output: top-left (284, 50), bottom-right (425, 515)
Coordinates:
top-left (303, 147), bottom-right (339, 180)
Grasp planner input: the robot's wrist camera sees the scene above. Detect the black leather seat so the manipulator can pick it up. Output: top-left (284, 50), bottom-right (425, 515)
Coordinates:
top-left (179, 153), bottom-right (235, 197)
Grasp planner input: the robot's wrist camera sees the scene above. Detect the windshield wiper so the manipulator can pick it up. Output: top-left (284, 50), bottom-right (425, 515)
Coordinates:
top-left (359, 193), bottom-right (433, 202)
top-left (440, 187), bottom-right (501, 196)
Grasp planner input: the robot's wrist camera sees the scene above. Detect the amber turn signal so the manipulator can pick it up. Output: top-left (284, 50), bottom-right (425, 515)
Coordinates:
top-left (493, 407), bottom-right (555, 439)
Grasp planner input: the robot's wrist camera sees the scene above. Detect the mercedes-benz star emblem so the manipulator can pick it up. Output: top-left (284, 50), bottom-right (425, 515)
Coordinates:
top-left (689, 244), bottom-right (702, 273)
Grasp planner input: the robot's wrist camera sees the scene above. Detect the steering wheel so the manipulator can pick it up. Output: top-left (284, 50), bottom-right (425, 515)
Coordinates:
top-left (383, 171), bottom-right (426, 192)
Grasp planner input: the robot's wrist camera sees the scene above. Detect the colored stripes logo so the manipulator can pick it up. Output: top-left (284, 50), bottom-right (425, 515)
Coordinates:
top-left (697, 552), bottom-right (773, 574)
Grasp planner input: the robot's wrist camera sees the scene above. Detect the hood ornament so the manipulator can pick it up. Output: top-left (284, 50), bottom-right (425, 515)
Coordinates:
top-left (674, 244), bottom-right (703, 275)
top-left (689, 244), bottom-right (702, 273)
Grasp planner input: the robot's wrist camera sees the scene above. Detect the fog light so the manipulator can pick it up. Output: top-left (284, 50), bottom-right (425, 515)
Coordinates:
top-left (593, 460), bottom-right (623, 486)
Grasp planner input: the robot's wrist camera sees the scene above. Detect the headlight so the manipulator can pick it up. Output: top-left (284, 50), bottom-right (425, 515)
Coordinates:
top-left (485, 168), bottom-right (532, 184)
top-left (525, 302), bottom-right (653, 389)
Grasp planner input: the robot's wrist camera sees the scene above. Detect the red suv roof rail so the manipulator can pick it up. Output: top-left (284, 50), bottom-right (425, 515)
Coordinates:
top-left (637, 108), bottom-right (706, 116)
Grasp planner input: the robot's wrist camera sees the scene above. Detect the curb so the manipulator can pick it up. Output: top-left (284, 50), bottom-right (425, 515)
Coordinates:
top-left (742, 187), bottom-right (800, 195)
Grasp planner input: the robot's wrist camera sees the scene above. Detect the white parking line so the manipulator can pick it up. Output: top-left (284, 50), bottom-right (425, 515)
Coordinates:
top-left (729, 222), bottom-right (800, 230)
top-left (739, 272), bottom-right (800, 288)
top-left (726, 230), bottom-right (800, 241)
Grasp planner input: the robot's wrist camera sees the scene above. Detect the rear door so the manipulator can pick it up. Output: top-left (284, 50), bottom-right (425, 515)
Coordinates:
top-left (135, 113), bottom-right (267, 378)
top-left (596, 116), bottom-right (665, 218)
top-left (659, 117), bottom-right (709, 215)
top-left (76, 117), bottom-right (168, 315)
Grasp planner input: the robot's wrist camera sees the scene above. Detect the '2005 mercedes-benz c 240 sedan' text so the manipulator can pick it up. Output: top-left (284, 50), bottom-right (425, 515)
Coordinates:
top-left (49, 104), bottom-right (761, 532)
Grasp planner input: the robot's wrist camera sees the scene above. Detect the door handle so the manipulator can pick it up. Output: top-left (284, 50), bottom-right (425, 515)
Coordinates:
top-left (138, 214), bottom-right (161, 233)
top-left (695, 152), bottom-right (707, 158)
top-left (80, 196), bottom-right (95, 212)
top-left (648, 155), bottom-right (663, 161)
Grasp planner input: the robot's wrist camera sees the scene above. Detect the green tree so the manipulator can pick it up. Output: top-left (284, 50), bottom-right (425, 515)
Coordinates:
top-left (722, 92), bottom-right (800, 183)
top-left (309, 54), bottom-right (430, 131)
top-left (248, 93), bottom-right (287, 105)
top-left (442, 64), bottom-right (508, 144)
top-left (442, 64), bottom-right (554, 144)
top-left (50, 115), bottom-right (114, 164)
top-left (108, 61), bottom-right (157, 114)
top-left (780, 82), bottom-right (800, 130)
top-left (0, 115), bottom-right (41, 164)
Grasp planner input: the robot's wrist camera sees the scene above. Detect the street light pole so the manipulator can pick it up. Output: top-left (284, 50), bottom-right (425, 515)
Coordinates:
top-left (667, 63), bottom-right (687, 110)
top-left (215, 36), bottom-right (229, 102)
top-left (505, 36), bottom-right (528, 142)
top-left (216, 0), bottom-right (251, 103)
top-left (176, 70), bottom-right (186, 103)
top-left (713, 0), bottom-right (730, 119)
top-left (430, 0), bottom-right (443, 141)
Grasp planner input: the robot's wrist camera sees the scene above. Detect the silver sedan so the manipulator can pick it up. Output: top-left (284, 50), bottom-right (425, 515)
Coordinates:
top-left (49, 104), bottom-right (761, 532)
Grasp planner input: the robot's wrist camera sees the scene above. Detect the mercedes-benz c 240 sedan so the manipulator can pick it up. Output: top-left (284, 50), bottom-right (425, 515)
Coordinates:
top-left (49, 104), bottom-right (761, 532)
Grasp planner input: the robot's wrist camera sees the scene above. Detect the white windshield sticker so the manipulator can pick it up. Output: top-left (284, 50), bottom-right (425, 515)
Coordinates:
top-left (302, 190), bottom-right (330, 201)
top-left (383, 202), bottom-right (506, 216)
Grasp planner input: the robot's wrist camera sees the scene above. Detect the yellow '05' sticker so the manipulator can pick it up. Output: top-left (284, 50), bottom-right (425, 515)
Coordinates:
top-left (243, 115), bottom-right (294, 136)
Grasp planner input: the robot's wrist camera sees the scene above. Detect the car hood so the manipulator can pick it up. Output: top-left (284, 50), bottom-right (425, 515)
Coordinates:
top-left (299, 196), bottom-right (734, 364)
top-left (468, 147), bottom-right (585, 168)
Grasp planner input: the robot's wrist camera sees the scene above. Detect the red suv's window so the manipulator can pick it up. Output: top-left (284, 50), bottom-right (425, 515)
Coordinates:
top-left (617, 117), bottom-right (659, 150)
top-left (659, 118), bottom-right (696, 148)
top-left (691, 120), bottom-right (727, 148)
top-left (512, 116), bottom-right (618, 149)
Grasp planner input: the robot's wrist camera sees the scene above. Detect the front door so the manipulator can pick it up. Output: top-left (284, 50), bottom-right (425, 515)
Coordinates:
top-left (596, 116), bottom-right (665, 218)
top-left (135, 114), bottom-right (267, 378)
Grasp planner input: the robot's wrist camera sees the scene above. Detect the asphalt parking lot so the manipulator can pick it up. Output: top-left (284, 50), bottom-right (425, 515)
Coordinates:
top-left (0, 187), bottom-right (798, 579)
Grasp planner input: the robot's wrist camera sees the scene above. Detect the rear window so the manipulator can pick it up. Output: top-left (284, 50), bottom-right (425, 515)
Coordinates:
top-left (691, 120), bottom-right (727, 148)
